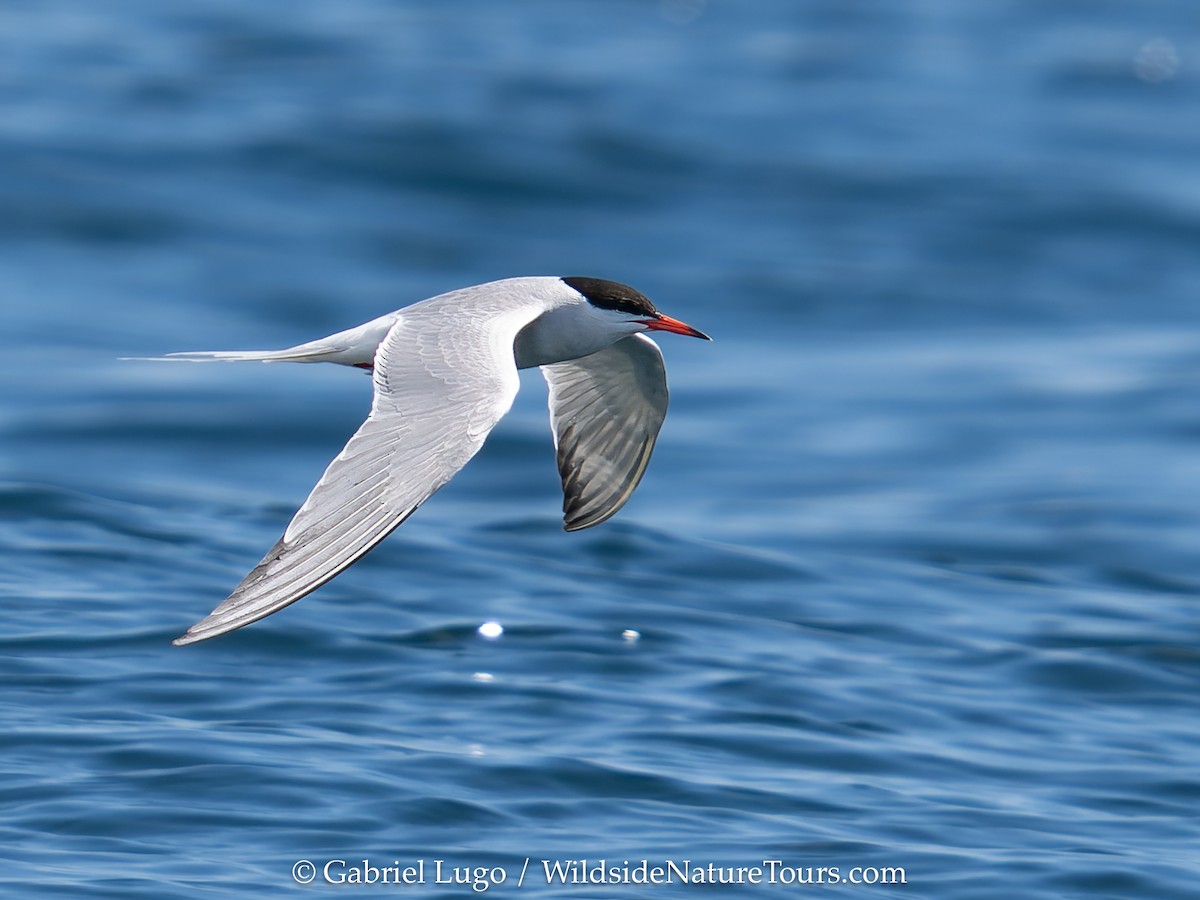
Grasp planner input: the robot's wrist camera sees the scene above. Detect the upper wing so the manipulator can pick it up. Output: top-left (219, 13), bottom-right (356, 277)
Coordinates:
top-left (174, 309), bottom-right (534, 645)
top-left (542, 334), bottom-right (669, 532)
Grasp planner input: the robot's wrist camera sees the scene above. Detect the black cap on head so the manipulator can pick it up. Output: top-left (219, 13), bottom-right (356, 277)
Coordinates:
top-left (561, 276), bottom-right (659, 318)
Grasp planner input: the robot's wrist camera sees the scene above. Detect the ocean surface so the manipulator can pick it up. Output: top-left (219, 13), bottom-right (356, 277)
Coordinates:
top-left (2, 1), bottom-right (1198, 897)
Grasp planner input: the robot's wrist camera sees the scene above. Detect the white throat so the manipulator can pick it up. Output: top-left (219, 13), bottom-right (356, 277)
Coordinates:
top-left (513, 301), bottom-right (641, 369)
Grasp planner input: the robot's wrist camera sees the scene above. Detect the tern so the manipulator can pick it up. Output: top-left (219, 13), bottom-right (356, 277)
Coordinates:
top-left (144, 276), bottom-right (710, 645)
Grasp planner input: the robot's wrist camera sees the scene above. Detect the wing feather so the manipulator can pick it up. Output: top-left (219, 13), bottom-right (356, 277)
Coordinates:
top-left (174, 308), bottom-right (535, 645)
top-left (542, 334), bottom-right (669, 532)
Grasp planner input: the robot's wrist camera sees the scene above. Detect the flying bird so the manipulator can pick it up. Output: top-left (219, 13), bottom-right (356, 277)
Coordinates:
top-left (143, 276), bottom-right (711, 644)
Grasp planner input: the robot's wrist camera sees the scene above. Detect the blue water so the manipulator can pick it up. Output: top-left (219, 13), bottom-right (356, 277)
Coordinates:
top-left (3, 1), bottom-right (1198, 896)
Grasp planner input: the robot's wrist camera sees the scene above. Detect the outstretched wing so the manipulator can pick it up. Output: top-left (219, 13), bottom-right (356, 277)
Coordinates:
top-left (542, 334), bottom-right (669, 532)
top-left (174, 309), bottom-right (534, 645)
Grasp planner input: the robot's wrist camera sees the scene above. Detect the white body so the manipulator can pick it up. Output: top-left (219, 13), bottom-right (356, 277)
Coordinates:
top-left (148, 276), bottom-right (708, 645)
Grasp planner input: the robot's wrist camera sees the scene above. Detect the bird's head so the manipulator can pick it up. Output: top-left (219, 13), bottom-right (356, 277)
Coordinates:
top-left (561, 276), bottom-right (712, 342)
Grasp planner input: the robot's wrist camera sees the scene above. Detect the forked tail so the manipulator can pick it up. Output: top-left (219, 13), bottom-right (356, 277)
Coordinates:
top-left (123, 311), bottom-right (399, 368)
top-left (129, 348), bottom-right (334, 363)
